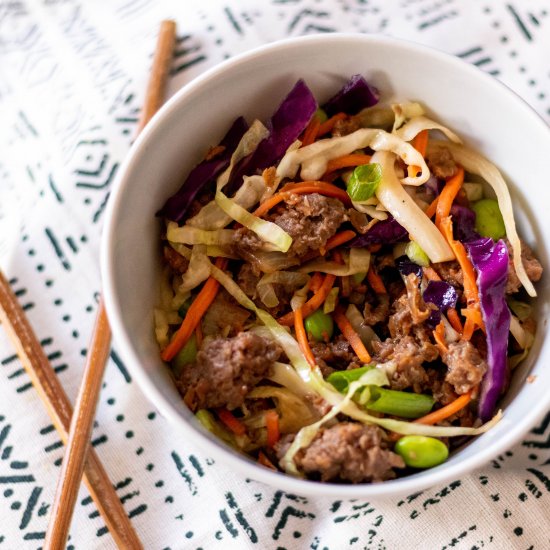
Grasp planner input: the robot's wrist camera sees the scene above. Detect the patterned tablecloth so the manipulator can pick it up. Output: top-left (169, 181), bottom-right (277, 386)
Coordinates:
top-left (1, 0), bottom-right (549, 548)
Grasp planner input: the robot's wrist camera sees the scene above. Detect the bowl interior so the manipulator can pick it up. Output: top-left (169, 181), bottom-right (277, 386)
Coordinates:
top-left (102, 34), bottom-right (550, 498)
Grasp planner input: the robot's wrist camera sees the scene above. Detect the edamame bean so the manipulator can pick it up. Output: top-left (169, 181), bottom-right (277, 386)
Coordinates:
top-left (304, 309), bottom-right (334, 342)
top-left (472, 198), bottom-right (506, 240)
top-left (394, 435), bottom-right (449, 468)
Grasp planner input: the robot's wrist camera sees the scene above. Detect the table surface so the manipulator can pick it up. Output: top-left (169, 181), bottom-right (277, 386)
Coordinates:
top-left (0, 0), bottom-right (549, 548)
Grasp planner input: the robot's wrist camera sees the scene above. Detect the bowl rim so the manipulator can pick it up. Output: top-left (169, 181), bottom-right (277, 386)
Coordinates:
top-left (101, 32), bottom-right (550, 498)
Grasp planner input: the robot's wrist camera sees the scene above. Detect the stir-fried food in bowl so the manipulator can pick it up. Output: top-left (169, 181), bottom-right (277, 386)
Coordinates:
top-left (154, 75), bottom-right (542, 483)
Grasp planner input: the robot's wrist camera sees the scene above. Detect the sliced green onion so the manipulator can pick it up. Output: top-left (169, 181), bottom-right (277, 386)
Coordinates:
top-left (304, 310), bottom-right (334, 343)
top-left (171, 333), bottom-right (197, 376)
top-left (394, 435), bottom-right (449, 468)
top-left (346, 163), bottom-right (382, 202)
top-left (327, 365), bottom-right (377, 393)
top-left (366, 387), bottom-right (435, 419)
top-left (405, 240), bottom-right (430, 267)
top-left (472, 198), bottom-right (506, 241)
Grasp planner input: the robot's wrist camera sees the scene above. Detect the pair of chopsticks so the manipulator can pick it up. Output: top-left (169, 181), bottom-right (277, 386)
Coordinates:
top-left (0, 20), bottom-right (177, 550)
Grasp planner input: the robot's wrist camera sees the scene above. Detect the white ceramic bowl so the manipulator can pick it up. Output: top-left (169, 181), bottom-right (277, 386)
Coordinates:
top-left (101, 34), bottom-right (550, 498)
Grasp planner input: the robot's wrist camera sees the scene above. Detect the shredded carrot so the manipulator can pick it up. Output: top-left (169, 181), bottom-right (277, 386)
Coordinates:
top-left (280, 181), bottom-right (352, 205)
top-left (279, 274), bottom-right (336, 326)
top-left (265, 410), bottom-right (280, 447)
top-left (446, 308), bottom-right (464, 334)
top-left (425, 195), bottom-right (439, 219)
top-left (324, 153), bottom-right (372, 175)
top-left (257, 450), bottom-right (277, 470)
top-left (461, 308), bottom-right (485, 340)
top-left (433, 321), bottom-right (448, 354)
top-left (301, 230), bottom-right (356, 261)
top-left (309, 272), bottom-right (324, 293)
top-left (435, 166), bottom-right (465, 230)
top-left (326, 230), bottom-right (356, 250)
top-left (407, 129), bottom-right (429, 177)
top-left (301, 115), bottom-right (321, 147)
top-left (422, 266), bottom-right (441, 281)
top-left (317, 112), bottom-right (347, 137)
top-left (294, 308), bottom-right (317, 367)
top-left (413, 129), bottom-right (429, 156)
top-left (414, 390), bottom-right (473, 425)
top-left (217, 409), bottom-right (246, 436)
top-left (366, 266), bottom-right (387, 294)
top-left (333, 305), bottom-right (372, 363)
top-left (462, 317), bottom-right (475, 341)
top-left (161, 257), bottom-right (227, 361)
top-left (253, 180), bottom-right (352, 218)
top-left (439, 217), bottom-right (482, 318)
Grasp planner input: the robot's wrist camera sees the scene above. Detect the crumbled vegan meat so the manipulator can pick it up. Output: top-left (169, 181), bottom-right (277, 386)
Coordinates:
top-left (426, 146), bottom-right (458, 179)
top-left (504, 238), bottom-right (543, 294)
top-left (331, 116), bottom-right (361, 137)
top-left (363, 293), bottom-right (390, 326)
top-left (290, 423), bottom-right (405, 483)
top-left (373, 279), bottom-right (439, 392)
top-left (311, 335), bottom-right (361, 377)
top-left (443, 340), bottom-right (488, 395)
top-left (233, 193), bottom-right (347, 258)
top-left (432, 261), bottom-right (464, 289)
top-left (163, 246), bottom-right (189, 274)
top-left (374, 335), bottom-right (437, 392)
top-left (176, 332), bottom-right (281, 410)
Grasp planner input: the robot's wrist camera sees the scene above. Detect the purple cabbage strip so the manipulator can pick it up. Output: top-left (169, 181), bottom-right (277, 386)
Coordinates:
top-left (395, 256), bottom-right (423, 280)
top-left (347, 217), bottom-right (408, 247)
top-left (224, 79), bottom-right (317, 196)
top-left (451, 204), bottom-right (479, 243)
top-left (466, 238), bottom-right (511, 421)
top-left (157, 116), bottom-right (249, 222)
top-left (322, 74), bottom-right (379, 116)
top-left (423, 280), bottom-right (458, 328)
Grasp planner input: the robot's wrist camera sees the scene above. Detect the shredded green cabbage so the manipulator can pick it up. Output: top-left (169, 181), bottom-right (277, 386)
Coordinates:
top-left (395, 115), bottom-right (462, 144)
top-left (167, 221), bottom-right (235, 247)
top-left (276, 128), bottom-right (430, 186)
top-left (257, 272), bottom-right (309, 308)
top-left (188, 175), bottom-right (266, 230)
top-left (215, 191), bottom-right (293, 253)
top-left (177, 245), bottom-right (211, 293)
top-left (373, 150), bottom-right (454, 263)
top-left (298, 248), bottom-right (371, 276)
top-left (391, 101), bottom-right (425, 132)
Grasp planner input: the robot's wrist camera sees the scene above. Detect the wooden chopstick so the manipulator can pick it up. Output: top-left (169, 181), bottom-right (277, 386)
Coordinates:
top-left (0, 272), bottom-right (142, 548)
top-left (42, 20), bottom-right (177, 550)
